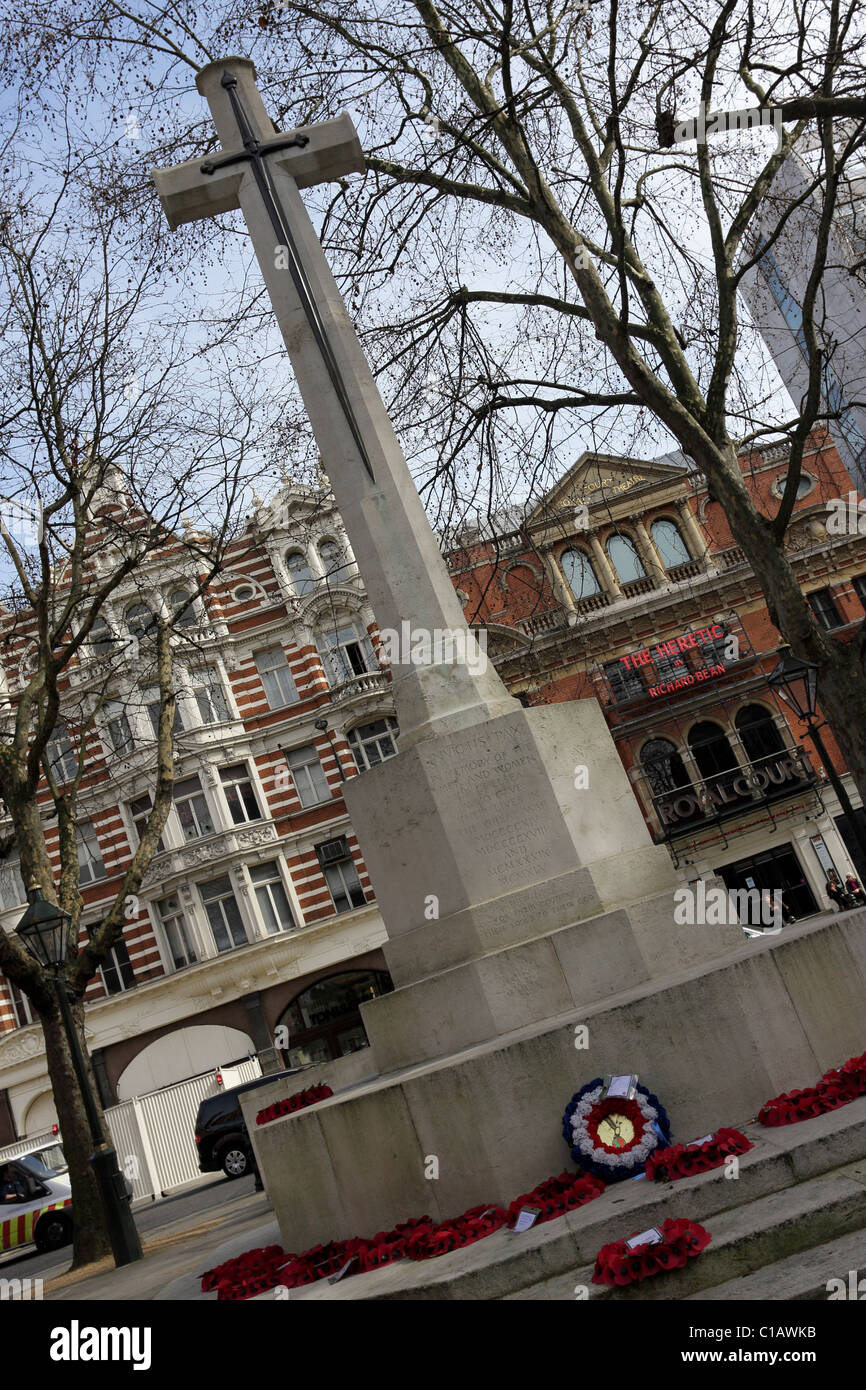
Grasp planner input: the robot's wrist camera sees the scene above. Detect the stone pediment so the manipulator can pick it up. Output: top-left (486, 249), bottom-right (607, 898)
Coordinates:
top-left (528, 452), bottom-right (689, 522)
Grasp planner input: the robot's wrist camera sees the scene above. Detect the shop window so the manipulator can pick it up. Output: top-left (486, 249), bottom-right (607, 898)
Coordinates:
top-left (348, 718), bottom-right (398, 770)
top-left (606, 534), bottom-right (646, 584)
top-left (561, 548), bottom-right (600, 600)
top-left (807, 588), bottom-right (843, 630)
top-left (198, 875), bottom-right (248, 953)
top-left (286, 549), bottom-right (315, 596)
top-left (650, 519), bottom-right (690, 569)
top-left (276, 969), bottom-right (393, 1068)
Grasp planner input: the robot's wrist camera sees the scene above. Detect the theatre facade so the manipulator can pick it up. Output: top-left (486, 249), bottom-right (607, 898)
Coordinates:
top-left (446, 431), bottom-right (866, 920)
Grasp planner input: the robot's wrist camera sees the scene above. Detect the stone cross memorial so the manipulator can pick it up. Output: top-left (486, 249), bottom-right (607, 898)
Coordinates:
top-left (150, 61), bottom-right (855, 1256)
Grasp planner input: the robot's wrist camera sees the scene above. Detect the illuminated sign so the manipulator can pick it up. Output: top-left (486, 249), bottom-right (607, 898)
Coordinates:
top-left (614, 624), bottom-right (730, 700)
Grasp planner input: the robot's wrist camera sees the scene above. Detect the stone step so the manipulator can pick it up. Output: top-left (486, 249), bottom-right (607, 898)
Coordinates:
top-left (685, 1227), bottom-right (866, 1301)
top-left (505, 1165), bottom-right (866, 1300)
top-left (287, 1097), bottom-right (866, 1301)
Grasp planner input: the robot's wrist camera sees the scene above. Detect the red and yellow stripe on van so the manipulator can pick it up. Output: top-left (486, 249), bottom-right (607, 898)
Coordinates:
top-left (0, 1199), bottom-right (72, 1253)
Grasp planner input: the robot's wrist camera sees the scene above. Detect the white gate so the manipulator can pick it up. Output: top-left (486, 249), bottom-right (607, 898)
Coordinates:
top-left (0, 1056), bottom-right (262, 1201)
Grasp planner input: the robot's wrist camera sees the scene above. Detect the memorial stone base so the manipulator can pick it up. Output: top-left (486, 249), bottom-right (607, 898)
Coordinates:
top-left (246, 701), bottom-right (866, 1254)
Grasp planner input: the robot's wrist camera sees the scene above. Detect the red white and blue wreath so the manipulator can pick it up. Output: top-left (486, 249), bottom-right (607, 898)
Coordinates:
top-left (562, 1076), bottom-right (672, 1182)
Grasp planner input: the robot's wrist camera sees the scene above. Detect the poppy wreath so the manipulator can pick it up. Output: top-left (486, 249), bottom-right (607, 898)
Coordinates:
top-left (645, 1128), bottom-right (752, 1182)
top-left (506, 1171), bottom-right (606, 1226)
top-left (404, 1204), bottom-right (509, 1259)
top-left (201, 1244), bottom-right (286, 1301)
top-left (255, 1083), bottom-right (334, 1126)
top-left (562, 1078), bottom-right (672, 1182)
top-left (592, 1218), bottom-right (711, 1287)
top-left (758, 1048), bottom-right (866, 1127)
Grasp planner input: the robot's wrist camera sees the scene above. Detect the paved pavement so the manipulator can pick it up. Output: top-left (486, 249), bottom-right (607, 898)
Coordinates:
top-left (2, 1174), bottom-right (272, 1300)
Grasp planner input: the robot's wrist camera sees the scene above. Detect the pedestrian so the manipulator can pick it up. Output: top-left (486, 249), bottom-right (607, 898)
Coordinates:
top-left (844, 873), bottom-right (865, 906)
top-left (826, 870), bottom-right (856, 911)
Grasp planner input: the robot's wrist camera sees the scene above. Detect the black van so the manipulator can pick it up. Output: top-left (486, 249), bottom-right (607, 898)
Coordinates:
top-left (194, 1068), bottom-right (306, 1179)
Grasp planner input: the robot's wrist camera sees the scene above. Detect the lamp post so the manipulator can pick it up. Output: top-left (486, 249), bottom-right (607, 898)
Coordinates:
top-left (15, 889), bottom-right (143, 1267)
top-left (314, 716), bottom-right (347, 783)
top-left (767, 648), bottom-right (866, 872)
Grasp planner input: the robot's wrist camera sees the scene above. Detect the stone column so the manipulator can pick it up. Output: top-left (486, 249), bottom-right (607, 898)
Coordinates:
top-left (546, 552), bottom-right (579, 618)
top-left (588, 531), bottom-right (622, 596)
top-left (676, 497), bottom-right (711, 563)
top-left (242, 991), bottom-right (283, 1074)
top-left (632, 517), bottom-right (667, 583)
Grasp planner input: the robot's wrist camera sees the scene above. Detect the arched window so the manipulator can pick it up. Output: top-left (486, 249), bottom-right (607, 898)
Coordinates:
top-left (688, 720), bottom-right (739, 792)
top-left (318, 538), bottom-right (342, 577)
top-left (89, 617), bottom-right (114, 657)
top-left (126, 603), bottom-right (155, 642)
top-left (641, 738), bottom-right (691, 797)
top-left (650, 519), bottom-right (691, 570)
top-left (561, 548), bottom-right (601, 601)
top-left (606, 534), bottom-right (646, 584)
top-left (276, 969), bottom-right (393, 1068)
top-left (286, 549), bottom-right (315, 596)
top-left (168, 589), bottom-right (197, 629)
top-left (735, 705), bottom-right (787, 765)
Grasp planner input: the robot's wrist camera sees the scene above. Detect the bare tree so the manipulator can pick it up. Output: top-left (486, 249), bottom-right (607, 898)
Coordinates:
top-left (2, 2), bottom-right (866, 794)
top-left (0, 159), bottom-right (261, 1264)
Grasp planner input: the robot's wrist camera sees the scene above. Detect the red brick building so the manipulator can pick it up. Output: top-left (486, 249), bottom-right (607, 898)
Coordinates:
top-left (0, 481), bottom-right (397, 1144)
top-left (446, 431), bottom-right (866, 913)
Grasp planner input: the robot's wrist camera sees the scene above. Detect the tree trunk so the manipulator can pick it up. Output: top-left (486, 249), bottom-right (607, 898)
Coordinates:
top-left (707, 444), bottom-right (866, 810)
top-left (41, 1000), bottom-right (113, 1268)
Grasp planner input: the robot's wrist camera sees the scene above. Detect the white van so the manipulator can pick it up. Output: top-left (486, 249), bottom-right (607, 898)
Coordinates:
top-left (0, 1154), bottom-right (72, 1256)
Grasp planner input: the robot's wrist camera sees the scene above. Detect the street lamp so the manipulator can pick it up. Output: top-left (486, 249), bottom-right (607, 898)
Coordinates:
top-left (314, 716), bottom-right (347, 783)
top-left (768, 648), bottom-right (866, 871)
top-left (16, 888), bottom-right (143, 1267)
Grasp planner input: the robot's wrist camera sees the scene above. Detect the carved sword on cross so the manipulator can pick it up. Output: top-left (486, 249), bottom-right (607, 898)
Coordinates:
top-left (152, 59), bottom-right (375, 481)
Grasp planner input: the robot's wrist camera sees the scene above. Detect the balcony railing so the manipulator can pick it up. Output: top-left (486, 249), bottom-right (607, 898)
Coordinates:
top-left (328, 670), bottom-right (390, 702)
top-left (141, 820), bottom-right (280, 888)
top-left (666, 559), bottom-right (703, 582)
top-left (640, 748), bottom-right (816, 840)
top-left (620, 575), bottom-right (656, 598)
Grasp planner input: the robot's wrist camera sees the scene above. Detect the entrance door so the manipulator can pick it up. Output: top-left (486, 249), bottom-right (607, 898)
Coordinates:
top-left (716, 844), bottom-right (818, 921)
